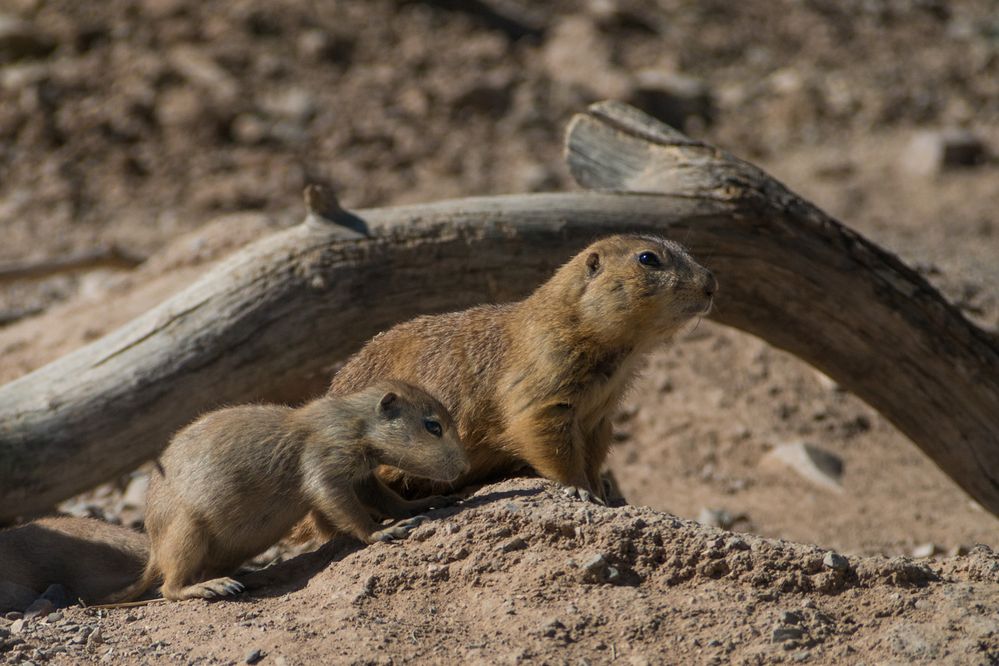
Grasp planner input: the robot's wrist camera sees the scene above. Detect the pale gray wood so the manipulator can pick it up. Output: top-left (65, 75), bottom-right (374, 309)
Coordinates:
top-left (1, 102), bottom-right (996, 522)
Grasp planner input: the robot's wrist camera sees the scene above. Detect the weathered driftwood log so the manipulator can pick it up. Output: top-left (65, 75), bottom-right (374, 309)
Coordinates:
top-left (0, 101), bottom-right (996, 523)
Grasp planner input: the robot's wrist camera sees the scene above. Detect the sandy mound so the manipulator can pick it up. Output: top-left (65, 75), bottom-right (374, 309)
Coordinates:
top-left (4, 478), bottom-right (998, 664)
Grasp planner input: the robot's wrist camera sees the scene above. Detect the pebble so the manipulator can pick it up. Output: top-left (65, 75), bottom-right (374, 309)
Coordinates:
top-left (45, 612), bottom-right (63, 623)
top-left (762, 442), bottom-right (843, 491)
top-left (10, 619), bottom-right (25, 634)
top-left (697, 507), bottom-right (738, 530)
top-left (912, 543), bottom-right (938, 558)
top-left (580, 553), bottom-right (621, 584)
top-left (823, 551), bottom-right (850, 571)
top-left (246, 648), bottom-right (265, 664)
top-left (779, 610), bottom-right (804, 625)
top-left (900, 129), bottom-right (988, 176)
top-left (772, 626), bottom-right (804, 642)
top-left (260, 87), bottom-right (316, 125)
top-left (168, 45), bottom-right (238, 102)
top-left (497, 537), bottom-right (528, 553)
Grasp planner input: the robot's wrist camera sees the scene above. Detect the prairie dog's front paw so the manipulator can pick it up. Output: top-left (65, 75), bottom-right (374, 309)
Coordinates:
top-left (370, 515), bottom-right (428, 542)
top-left (561, 484), bottom-right (606, 505)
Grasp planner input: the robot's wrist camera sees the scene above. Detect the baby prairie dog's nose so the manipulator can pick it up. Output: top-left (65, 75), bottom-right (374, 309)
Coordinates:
top-left (702, 270), bottom-right (718, 298)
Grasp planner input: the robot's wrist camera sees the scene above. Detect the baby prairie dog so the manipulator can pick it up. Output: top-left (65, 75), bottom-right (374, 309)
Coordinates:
top-left (113, 381), bottom-right (468, 602)
top-left (327, 234), bottom-right (716, 503)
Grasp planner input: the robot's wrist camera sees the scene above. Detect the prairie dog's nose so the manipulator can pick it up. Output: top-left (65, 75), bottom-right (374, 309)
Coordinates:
top-left (703, 271), bottom-right (718, 298)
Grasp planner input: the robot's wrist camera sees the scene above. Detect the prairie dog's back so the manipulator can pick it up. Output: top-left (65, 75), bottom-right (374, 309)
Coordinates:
top-left (147, 404), bottom-right (308, 554)
top-left (329, 306), bottom-right (514, 453)
top-left (0, 516), bottom-right (148, 609)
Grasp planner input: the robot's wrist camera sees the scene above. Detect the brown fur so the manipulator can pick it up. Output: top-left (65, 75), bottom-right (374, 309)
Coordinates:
top-left (316, 234), bottom-right (714, 506)
top-left (110, 381), bottom-right (467, 602)
top-left (0, 516), bottom-right (148, 611)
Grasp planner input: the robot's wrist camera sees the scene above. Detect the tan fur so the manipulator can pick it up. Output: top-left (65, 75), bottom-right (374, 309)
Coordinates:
top-left (318, 234), bottom-right (715, 503)
top-left (110, 381), bottom-right (467, 603)
top-left (0, 516), bottom-right (148, 611)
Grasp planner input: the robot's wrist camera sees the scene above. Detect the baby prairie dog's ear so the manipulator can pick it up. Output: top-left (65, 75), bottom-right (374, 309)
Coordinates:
top-left (586, 252), bottom-right (601, 277)
top-left (378, 392), bottom-right (398, 415)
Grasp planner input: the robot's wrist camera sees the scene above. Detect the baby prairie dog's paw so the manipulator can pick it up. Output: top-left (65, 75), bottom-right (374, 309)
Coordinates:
top-left (561, 484), bottom-right (606, 506)
top-left (188, 577), bottom-right (245, 599)
top-left (370, 515), bottom-right (428, 543)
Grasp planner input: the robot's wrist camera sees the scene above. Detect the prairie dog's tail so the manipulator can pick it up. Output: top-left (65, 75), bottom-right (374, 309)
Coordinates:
top-left (101, 557), bottom-right (160, 604)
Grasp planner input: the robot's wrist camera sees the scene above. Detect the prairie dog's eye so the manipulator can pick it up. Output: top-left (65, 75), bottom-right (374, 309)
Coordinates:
top-left (637, 251), bottom-right (663, 268)
top-left (424, 419), bottom-right (443, 437)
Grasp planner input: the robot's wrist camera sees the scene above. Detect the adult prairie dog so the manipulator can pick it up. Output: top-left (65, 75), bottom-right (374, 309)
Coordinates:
top-left (327, 234), bottom-right (715, 502)
top-left (0, 516), bottom-right (148, 611)
top-left (113, 381), bottom-right (467, 602)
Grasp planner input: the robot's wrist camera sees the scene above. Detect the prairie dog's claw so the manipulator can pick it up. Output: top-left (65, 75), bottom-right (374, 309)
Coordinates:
top-left (371, 515), bottom-right (428, 542)
top-left (561, 485), bottom-right (606, 505)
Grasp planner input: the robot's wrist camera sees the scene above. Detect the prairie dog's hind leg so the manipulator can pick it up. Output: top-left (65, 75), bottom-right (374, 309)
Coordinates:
top-left (157, 513), bottom-right (244, 601)
top-left (166, 577), bottom-right (245, 601)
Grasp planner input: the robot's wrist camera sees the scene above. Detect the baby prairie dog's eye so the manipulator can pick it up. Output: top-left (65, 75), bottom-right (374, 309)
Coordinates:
top-left (637, 251), bottom-right (664, 268)
top-left (424, 419), bottom-right (443, 437)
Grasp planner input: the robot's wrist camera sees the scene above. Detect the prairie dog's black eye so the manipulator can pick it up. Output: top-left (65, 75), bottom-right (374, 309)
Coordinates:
top-left (638, 251), bottom-right (663, 268)
top-left (424, 419), bottom-right (443, 437)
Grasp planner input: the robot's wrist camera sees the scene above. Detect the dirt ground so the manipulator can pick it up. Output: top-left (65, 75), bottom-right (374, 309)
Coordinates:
top-left (1, 0), bottom-right (997, 663)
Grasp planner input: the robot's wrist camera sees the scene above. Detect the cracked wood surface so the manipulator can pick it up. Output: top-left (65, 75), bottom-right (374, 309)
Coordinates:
top-left (1, 101), bottom-right (996, 522)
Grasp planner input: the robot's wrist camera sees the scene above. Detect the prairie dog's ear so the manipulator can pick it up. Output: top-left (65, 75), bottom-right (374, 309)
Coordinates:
top-left (379, 392), bottom-right (398, 413)
top-left (586, 252), bottom-right (600, 276)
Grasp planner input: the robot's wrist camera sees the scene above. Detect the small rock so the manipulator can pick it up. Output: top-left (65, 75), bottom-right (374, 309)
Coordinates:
top-left (779, 610), bottom-right (804, 625)
top-left (0, 16), bottom-right (55, 62)
top-left (772, 626), bottom-right (804, 642)
top-left (823, 551), bottom-right (850, 572)
top-left (912, 543), bottom-right (938, 558)
top-left (260, 87), bottom-right (315, 125)
top-left (900, 129), bottom-right (988, 176)
top-left (580, 553), bottom-right (620, 584)
top-left (762, 442), bottom-right (843, 491)
top-left (45, 612), bottom-right (63, 623)
top-left (168, 45), bottom-right (238, 103)
top-left (426, 564), bottom-right (449, 582)
top-left (497, 537), bottom-right (528, 553)
top-left (6, 611), bottom-right (24, 620)
top-left (10, 618), bottom-right (25, 634)
top-left (245, 649), bottom-right (264, 665)
top-left (697, 507), bottom-right (738, 529)
top-left (23, 597), bottom-right (54, 619)
top-left (948, 544), bottom-right (970, 557)
top-left (88, 627), bottom-right (103, 646)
